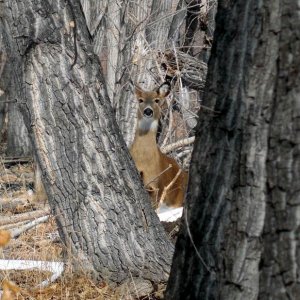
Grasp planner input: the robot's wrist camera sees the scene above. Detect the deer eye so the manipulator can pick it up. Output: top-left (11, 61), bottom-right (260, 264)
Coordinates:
top-left (138, 99), bottom-right (144, 103)
top-left (154, 99), bottom-right (160, 104)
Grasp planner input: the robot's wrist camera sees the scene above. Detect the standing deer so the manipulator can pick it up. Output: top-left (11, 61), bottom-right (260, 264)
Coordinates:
top-left (130, 82), bottom-right (188, 208)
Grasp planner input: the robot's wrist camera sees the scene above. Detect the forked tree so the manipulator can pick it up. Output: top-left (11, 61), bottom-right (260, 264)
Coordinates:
top-left (166, 0), bottom-right (300, 299)
top-left (0, 0), bottom-right (174, 284)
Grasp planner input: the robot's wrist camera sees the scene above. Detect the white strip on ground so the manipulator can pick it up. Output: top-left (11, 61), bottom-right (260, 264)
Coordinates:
top-left (0, 207), bottom-right (182, 293)
top-left (0, 259), bottom-right (64, 288)
top-left (157, 206), bottom-right (183, 222)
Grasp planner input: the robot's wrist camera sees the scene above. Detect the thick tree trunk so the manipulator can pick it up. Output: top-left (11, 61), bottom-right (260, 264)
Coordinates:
top-left (1, 0), bottom-right (173, 284)
top-left (259, 1), bottom-right (300, 298)
top-left (166, 1), bottom-right (299, 299)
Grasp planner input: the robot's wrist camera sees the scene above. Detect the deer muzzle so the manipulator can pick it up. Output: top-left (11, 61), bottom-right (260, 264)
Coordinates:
top-left (143, 107), bottom-right (153, 118)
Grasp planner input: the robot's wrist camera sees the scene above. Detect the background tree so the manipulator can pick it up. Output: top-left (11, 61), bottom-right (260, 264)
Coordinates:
top-left (166, 0), bottom-right (300, 299)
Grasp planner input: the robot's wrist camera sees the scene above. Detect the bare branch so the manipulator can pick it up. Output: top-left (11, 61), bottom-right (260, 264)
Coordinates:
top-left (161, 136), bottom-right (195, 153)
top-left (159, 169), bottom-right (182, 205)
top-left (0, 209), bottom-right (50, 226)
top-left (10, 215), bottom-right (50, 238)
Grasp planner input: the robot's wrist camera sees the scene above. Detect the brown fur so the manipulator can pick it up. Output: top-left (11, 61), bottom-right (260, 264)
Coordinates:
top-left (130, 83), bottom-right (188, 208)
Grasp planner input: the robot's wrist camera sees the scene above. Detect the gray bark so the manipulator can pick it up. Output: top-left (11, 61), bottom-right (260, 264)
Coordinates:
top-left (183, 0), bottom-right (202, 53)
top-left (0, 103), bottom-right (6, 146)
top-left (0, 15), bottom-right (32, 157)
top-left (0, 42), bottom-right (10, 144)
top-left (1, 0), bottom-right (173, 284)
top-left (6, 104), bottom-right (32, 157)
top-left (80, 0), bottom-right (185, 146)
top-left (166, 0), bottom-right (299, 299)
top-left (259, 1), bottom-right (300, 298)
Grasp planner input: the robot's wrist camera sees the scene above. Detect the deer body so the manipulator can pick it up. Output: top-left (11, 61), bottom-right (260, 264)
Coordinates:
top-left (130, 83), bottom-right (188, 208)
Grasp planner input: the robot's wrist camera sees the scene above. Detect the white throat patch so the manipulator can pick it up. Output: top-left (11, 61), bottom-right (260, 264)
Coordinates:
top-left (138, 118), bottom-right (158, 133)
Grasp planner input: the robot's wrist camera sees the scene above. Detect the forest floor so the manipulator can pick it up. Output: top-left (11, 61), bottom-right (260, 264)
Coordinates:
top-left (0, 159), bottom-right (176, 299)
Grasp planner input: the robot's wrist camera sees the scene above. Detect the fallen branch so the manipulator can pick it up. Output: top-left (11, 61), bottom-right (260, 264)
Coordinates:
top-left (0, 157), bottom-right (32, 165)
top-left (0, 220), bottom-right (29, 231)
top-left (161, 136), bottom-right (195, 154)
top-left (10, 215), bottom-right (50, 238)
top-left (0, 259), bottom-right (64, 288)
top-left (0, 209), bottom-right (50, 226)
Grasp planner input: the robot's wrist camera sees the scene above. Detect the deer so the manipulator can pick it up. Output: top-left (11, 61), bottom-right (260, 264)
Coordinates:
top-left (130, 82), bottom-right (188, 209)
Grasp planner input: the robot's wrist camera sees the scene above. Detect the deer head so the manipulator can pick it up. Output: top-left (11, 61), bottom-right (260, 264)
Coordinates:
top-left (135, 82), bottom-right (171, 134)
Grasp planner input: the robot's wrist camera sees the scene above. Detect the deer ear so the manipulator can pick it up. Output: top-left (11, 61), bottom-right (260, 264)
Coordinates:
top-left (157, 82), bottom-right (171, 97)
top-left (135, 84), bottom-right (144, 99)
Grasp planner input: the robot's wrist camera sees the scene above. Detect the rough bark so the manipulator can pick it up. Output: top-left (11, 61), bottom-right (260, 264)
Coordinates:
top-left (199, 0), bottom-right (217, 63)
top-left (167, 0), bottom-right (187, 44)
top-left (183, 0), bottom-right (202, 53)
top-left (0, 16), bottom-right (32, 156)
top-left (1, 0), bottom-right (173, 284)
top-left (6, 104), bottom-right (32, 157)
top-left (0, 45), bottom-right (9, 145)
top-left (259, 1), bottom-right (300, 298)
top-left (0, 102), bottom-right (6, 146)
top-left (166, 0), bottom-right (299, 299)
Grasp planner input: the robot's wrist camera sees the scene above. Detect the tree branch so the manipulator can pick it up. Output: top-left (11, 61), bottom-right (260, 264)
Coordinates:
top-left (0, 209), bottom-right (50, 226)
top-left (161, 136), bottom-right (195, 153)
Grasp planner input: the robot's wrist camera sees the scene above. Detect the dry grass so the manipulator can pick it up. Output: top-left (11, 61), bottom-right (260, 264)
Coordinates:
top-left (0, 162), bottom-right (164, 300)
top-left (2, 218), bottom-right (61, 261)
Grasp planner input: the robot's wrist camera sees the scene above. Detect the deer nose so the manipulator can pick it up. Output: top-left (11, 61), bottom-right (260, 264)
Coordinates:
top-left (143, 107), bottom-right (153, 117)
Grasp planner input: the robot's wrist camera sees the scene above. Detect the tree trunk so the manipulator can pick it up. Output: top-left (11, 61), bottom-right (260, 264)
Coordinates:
top-left (6, 104), bottom-right (32, 157)
top-left (166, 0), bottom-right (299, 299)
top-left (259, 1), bottom-right (300, 298)
top-left (0, 16), bottom-right (32, 157)
top-left (1, 0), bottom-right (173, 284)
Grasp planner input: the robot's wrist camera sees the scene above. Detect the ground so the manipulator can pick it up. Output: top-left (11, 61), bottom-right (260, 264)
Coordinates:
top-left (0, 159), bottom-right (178, 299)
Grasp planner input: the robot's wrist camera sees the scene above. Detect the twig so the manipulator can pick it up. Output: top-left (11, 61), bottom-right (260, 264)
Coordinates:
top-left (159, 169), bottom-right (182, 205)
top-left (161, 136), bottom-right (195, 153)
top-left (0, 209), bottom-right (50, 226)
top-left (161, 101), bottom-right (174, 148)
top-left (184, 208), bottom-right (213, 274)
top-left (10, 215), bottom-right (50, 238)
top-left (0, 99), bottom-right (17, 103)
top-left (145, 164), bottom-right (173, 188)
top-left (177, 148), bottom-right (192, 159)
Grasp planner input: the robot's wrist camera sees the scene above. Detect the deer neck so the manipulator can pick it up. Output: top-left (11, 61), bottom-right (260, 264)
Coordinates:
top-left (137, 118), bottom-right (158, 136)
top-left (131, 118), bottom-right (159, 153)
